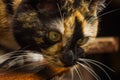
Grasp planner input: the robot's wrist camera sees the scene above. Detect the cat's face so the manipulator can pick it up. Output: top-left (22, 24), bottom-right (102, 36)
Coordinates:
top-left (11, 0), bottom-right (104, 78)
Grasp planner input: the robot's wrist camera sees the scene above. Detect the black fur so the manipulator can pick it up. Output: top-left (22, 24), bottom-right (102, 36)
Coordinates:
top-left (2, 0), bottom-right (14, 15)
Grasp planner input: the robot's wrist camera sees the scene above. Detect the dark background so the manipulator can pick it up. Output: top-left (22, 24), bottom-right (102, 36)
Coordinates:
top-left (98, 0), bottom-right (120, 37)
top-left (87, 0), bottom-right (120, 80)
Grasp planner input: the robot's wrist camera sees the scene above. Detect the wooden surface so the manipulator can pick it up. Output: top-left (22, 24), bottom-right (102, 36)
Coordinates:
top-left (86, 37), bottom-right (119, 54)
top-left (0, 72), bottom-right (43, 80)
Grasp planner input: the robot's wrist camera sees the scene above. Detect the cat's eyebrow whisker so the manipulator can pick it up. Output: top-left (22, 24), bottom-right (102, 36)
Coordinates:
top-left (98, 8), bottom-right (120, 18)
top-left (57, 3), bottom-right (64, 22)
top-left (73, 65), bottom-right (82, 80)
top-left (87, 8), bottom-right (120, 23)
top-left (76, 61), bottom-right (101, 80)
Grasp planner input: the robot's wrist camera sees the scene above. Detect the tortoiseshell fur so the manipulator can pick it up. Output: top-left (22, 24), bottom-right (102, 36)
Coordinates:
top-left (0, 0), bottom-right (105, 80)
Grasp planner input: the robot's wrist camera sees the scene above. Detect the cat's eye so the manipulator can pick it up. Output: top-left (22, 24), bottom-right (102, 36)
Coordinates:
top-left (77, 37), bottom-right (89, 45)
top-left (48, 31), bottom-right (62, 42)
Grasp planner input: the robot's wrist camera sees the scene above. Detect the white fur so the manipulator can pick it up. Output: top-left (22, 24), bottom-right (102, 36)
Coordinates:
top-left (83, 23), bottom-right (98, 37)
top-left (47, 19), bottom-right (64, 34)
top-left (26, 52), bottom-right (44, 62)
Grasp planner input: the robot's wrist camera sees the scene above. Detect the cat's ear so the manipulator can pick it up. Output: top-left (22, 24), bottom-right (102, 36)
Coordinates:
top-left (89, 0), bottom-right (105, 15)
top-left (37, 0), bottom-right (58, 13)
top-left (23, 0), bottom-right (58, 13)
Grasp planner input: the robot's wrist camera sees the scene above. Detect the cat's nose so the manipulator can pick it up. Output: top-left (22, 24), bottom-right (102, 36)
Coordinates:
top-left (60, 46), bottom-right (85, 67)
top-left (60, 50), bottom-right (74, 67)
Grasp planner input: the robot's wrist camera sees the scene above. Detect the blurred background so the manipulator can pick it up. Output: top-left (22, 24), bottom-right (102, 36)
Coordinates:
top-left (86, 0), bottom-right (120, 80)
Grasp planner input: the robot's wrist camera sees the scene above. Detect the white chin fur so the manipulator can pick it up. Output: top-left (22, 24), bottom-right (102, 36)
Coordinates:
top-left (26, 52), bottom-right (44, 62)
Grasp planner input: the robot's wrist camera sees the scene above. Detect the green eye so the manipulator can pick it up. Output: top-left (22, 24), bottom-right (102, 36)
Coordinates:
top-left (48, 31), bottom-right (62, 42)
top-left (77, 37), bottom-right (89, 45)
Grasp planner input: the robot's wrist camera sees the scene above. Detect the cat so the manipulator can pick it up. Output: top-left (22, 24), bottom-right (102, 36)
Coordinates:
top-left (0, 0), bottom-right (111, 80)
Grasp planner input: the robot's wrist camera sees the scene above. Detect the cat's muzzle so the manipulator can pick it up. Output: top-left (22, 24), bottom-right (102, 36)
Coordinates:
top-left (60, 46), bottom-right (84, 67)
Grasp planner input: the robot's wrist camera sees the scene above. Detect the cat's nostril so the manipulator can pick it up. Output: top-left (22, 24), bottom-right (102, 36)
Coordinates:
top-left (60, 50), bottom-right (75, 67)
top-left (75, 46), bottom-right (85, 58)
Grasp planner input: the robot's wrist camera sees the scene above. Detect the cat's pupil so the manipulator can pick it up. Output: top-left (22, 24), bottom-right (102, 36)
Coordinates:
top-left (53, 34), bottom-right (57, 39)
top-left (48, 31), bottom-right (61, 42)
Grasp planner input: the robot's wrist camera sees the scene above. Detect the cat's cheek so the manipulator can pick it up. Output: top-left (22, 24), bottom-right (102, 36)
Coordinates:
top-left (81, 20), bottom-right (98, 52)
top-left (83, 20), bottom-right (98, 37)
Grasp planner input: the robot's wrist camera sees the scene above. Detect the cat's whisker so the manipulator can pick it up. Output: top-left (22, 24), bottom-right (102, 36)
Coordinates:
top-left (87, 16), bottom-right (96, 23)
top-left (57, 3), bottom-right (64, 22)
top-left (75, 65), bottom-right (84, 80)
top-left (98, 8), bottom-right (120, 18)
top-left (73, 65), bottom-right (82, 80)
top-left (88, 0), bottom-right (92, 5)
top-left (70, 68), bottom-right (74, 80)
top-left (78, 58), bottom-right (114, 80)
top-left (86, 60), bottom-right (111, 80)
top-left (78, 58), bottom-right (114, 72)
top-left (0, 50), bottom-right (27, 67)
top-left (59, 73), bottom-right (66, 80)
top-left (19, 45), bottom-right (32, 50)
top-left (0, 58), bottom-right (19, 70)
top-left (0, 50), bottom-right (26, 57)
top-left (0, 52), bottom-right (47, 72)
top-left (52, 76), bottom-right (60, 80)
top-left (105, 0), bottom-right (112, 8)
top-left (87, 7), bottom-right (120, 24)
top-left (9, 61), bottom-right (47, 73)
top-left (77, 61), bottom-right (101, 80)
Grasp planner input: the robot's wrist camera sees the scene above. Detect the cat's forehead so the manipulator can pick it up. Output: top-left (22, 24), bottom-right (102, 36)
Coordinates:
top-left (16, 0), bottom-right (103, 34)
top-left (45, 19), bottom-right (65, 34)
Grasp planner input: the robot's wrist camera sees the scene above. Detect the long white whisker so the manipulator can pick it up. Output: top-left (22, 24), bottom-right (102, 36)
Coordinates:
top-left (98, 8), bottom-right (120, 18)
top-left (77, 62), bottom-right (101, 80)
top-left (79, 60), bottom-right (92, 68)
top-left (10, 62), bottom-right (46, 73)
top-left (57, 3), bottom-right (64, 22)
top-left (1, 58), bottom-right (19, 69)
top-left (0, 50), bottom-right (26, 62)
top-left (75, 65), bottom-right (84, 80)
top-left (79, 58), bottom-right (114, 72)
top-left (52, 76), bottom-right (61, 80)
top-left (70, 68), bottom-right (74, 80)
top-left (79, 59), bottom-right (113, 80)
top-left (105, 0), bottom-right (112, 8)
top-left (74, 66), bottom-right (82, 80)
top-left (0, 50), bottom-right (38, 64)
top-left (59, 74), bottom-right (65, 80)
top-left (87, 16), bottom-right (96, 23)
top-left (88, 61), bottom-right (111, 80)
